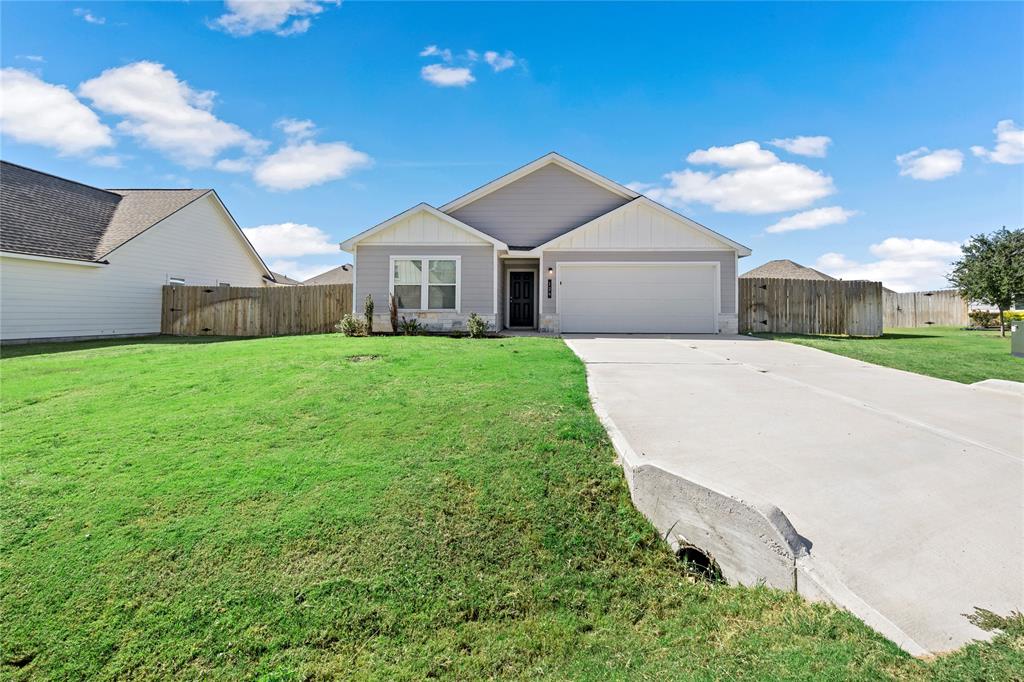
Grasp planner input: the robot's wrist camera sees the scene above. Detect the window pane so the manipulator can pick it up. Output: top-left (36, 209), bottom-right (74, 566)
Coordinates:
top-left (428, 285), bottom-right (456, 310)
top-left (393, 259), bottom-right (422, 285)
top-left (429, 260), bottom-right (456, 284)
top-left (395, 285), bottom-right (421, 309)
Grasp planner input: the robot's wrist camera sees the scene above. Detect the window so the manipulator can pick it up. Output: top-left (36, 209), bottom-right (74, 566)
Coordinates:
top-left (391, 257), bottom-right (460, 311)
top-left (168, 277), bottom-right (185, 286)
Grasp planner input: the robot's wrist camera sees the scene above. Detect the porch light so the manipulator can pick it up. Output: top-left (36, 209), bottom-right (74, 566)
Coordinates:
top-left (547, 268), bottom-right (553, 277)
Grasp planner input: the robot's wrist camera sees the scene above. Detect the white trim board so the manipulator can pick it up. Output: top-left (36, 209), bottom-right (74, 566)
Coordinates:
top-left (439, 152), bottom-right (639, 214)
top-left (0, 251), bottom-right (109, 267)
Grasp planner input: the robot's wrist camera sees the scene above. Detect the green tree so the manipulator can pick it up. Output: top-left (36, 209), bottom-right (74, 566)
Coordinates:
top-left (947, 227), bottom-right (1024, 336)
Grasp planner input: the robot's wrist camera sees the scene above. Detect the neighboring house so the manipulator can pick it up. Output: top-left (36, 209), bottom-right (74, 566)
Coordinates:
top-left (740, 259), bottom-right (835, 280)
top-left (270, 271), bottom-right (304, 285)
top-left (0, 161), bottom-right (274, 343)
top-left (341, 153), bottom-right (751, 333)
top-left (303, 264), bottom-right (353, 286)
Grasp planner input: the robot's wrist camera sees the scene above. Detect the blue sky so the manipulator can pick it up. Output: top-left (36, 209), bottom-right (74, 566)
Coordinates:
top-left (2, 1), bottom-right (1021, 288)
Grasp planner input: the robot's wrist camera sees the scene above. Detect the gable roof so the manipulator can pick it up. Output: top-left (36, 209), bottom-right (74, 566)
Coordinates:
top-left (740, 259), bottom-right (835, 280)
top-left (303, 264), bottom-right (353, 285)
top-left (340, 203), bottom-right (508, 250)
top-left (531, 196), bottom-right (753, 255)
top-left (439, 152), bottom-right (639, 214)
top-left (0, 161), bottom-right (272, 277)
top-left (270, 271), bottom-right (304, 285)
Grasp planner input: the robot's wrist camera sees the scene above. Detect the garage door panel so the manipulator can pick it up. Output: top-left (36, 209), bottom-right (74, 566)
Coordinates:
top-left (558, 263), bottom-right (717, 333)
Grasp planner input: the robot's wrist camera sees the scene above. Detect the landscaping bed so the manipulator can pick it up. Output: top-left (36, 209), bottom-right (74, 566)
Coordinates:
top-left (2, 335), bottom-right (1020, 679)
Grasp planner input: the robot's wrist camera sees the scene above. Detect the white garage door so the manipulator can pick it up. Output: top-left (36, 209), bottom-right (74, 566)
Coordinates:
top-left (558, 262), bottom-right (718, 333)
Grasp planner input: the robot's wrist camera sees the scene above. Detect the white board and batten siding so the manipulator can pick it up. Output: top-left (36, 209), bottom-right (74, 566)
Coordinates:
top-left (0, 194), bottom-right (268, 342)
top-left (357, 209), bottom-right (492, 246)
top-left (544, 200), bottom-right (727, 251)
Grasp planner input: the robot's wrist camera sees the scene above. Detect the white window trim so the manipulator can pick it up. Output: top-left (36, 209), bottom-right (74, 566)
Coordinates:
top-left (389, 255), bottom-right (462, 313)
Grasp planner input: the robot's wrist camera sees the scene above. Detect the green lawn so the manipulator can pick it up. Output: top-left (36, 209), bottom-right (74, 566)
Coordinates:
top-left (758, 327), bottom-right (1024, 384)
top-left (2, 335), bottom-right (1020, 680)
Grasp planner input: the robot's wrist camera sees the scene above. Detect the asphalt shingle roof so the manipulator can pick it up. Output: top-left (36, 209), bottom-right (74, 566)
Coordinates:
top-left (740, 259), bottom-right (836, 280)
top-left (303, 264), bottom-right (353, 286)
top-left (1, 160), bottom-right (208, 262)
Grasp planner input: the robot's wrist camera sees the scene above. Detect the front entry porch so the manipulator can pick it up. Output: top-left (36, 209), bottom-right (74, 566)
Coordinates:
top-left (500, 258), bottom-right (541, 330)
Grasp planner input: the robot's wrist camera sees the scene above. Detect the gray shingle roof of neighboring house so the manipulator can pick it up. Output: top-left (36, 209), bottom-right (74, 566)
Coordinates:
top-left (740, 259), bottom-right (836, 280)
top-left (303, 264), bottom-right (353, 285)
top-left (1, 160), bottom-right (209, 262)
top-left (270, 271), bottom-right (303, 285)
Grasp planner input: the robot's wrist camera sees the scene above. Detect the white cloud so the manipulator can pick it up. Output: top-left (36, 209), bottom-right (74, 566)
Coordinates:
top-left (89, 154), bottom-right (123, 168)
top-left (254, 140), bottom-right (371, 191)
top-left (765, 206), bottom-right (859, 234)
top-left (74, 8), bottom-right (106, 25)
top-left (78, 61), bottom-right (264, 167)
top-left (267, 259), bottom-right (344, 282)
top-left (769, 135), bottom-right (832, 158)
top-left (419, 45), bottom-right (453, 62)
top-left (211, 0), bottom-right (337, 37)
top-left (970, 119), bottom-right (1024, 165)
top-left (686, 141), bottom-right (779, 168)
top-left (895, 147), bottom-right (963, 180)
top-left (0, 68), bottom-right (113, 155)
top-left (421, 64), bottom-right (475, 88)
top-left (815, 237), bottom-right (962, 292)
top-left (276, 117), bottom-right (317, 141)
top-left (17, 55), bottom-right (45, 63)
top-left (214, 157), bottom-right (253, 173)
top-left (484, 50), bottom-right (517, 72)
top-left (243, 222), bottom-right (338, 258)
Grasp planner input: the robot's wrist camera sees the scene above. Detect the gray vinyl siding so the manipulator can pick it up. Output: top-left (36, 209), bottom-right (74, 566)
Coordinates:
top-left (541, 250), bottom-right (737, 315)
top-left (355, 244), bottom-right (494, 314)
top-left (449, 164), bottom-right (631, 247)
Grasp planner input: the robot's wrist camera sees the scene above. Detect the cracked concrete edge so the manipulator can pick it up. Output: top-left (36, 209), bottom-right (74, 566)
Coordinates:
top-left (578, 360), bottom-right (932, 657)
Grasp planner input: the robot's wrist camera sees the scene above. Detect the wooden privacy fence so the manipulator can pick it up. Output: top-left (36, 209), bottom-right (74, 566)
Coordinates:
top-left (882, 289), bottom-right (968, 329)
top-left (161, 284), bottom-right (352, 337)
top-left (740, 278), bottom-right (883, 337)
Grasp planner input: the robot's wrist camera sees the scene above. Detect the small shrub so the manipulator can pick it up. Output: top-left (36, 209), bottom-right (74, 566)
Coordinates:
top-left (398, 316), bottom-right (422, 336)
top-left (363, 294), bottom-right (374, 334)
top-left (1004, 311), bottom-right (1024, 323)
top-left (969, 310), bottom-right (1000, 328)
top-left (337, 313), bottom-right (367, 337)
top-left (467, 313), bottom-right (489, 339)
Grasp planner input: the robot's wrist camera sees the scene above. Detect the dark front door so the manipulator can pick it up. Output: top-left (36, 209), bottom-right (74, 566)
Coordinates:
top-left (509, 271), bottom-right (535, 328)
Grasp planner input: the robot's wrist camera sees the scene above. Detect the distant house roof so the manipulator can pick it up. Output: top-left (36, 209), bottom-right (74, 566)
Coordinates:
top-left (303, 264), bottom-right (353, 286)
top-left (740, 259), bottom-right (836, 280)
top-left (270, 271), bottom-right (303, 285)
top-left (1, 160), bottom-right (208, 262)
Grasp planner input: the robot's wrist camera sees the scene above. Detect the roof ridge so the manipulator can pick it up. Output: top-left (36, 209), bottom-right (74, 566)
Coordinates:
top-left (1, 160), bottom-right (122, 197)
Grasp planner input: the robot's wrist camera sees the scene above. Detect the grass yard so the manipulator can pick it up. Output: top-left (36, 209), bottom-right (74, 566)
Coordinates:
top-left (2, 335), bottom-right (1021, 680)
top-left (758, 326), bottom-right (1024, 384)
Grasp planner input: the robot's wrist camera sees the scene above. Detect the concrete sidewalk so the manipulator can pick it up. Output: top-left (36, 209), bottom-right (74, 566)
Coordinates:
top-left (565, 334), bottom-right (1023, 654)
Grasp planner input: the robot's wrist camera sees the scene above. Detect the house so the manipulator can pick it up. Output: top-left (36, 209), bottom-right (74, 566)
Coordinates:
top-left (268, 270), bottom-right (299, 282)
top-left (0, 161), bottom-right (274, 343)
top-left (303, 264), bottom-right (353, 286)
top-left (740, 259), bottom-right (835, 280)
top-left (340, 153), bottom-right (751, 334)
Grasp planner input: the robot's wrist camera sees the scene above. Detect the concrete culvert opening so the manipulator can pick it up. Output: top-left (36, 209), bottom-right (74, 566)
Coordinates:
top-left (676, 543), bottom-right (724, 582)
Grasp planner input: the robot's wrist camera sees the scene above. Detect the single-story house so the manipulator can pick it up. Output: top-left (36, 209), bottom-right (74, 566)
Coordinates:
top-left (0, 161), bottom-right (274, 343)
top-left (303, 264), bottom-right (353, 286)
top-left (341, 153), bottom-right (751, 334)
top-left (740, 259), bottom-right (835, 280)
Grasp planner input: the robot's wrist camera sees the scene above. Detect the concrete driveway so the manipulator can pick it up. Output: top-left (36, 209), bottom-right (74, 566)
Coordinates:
top-left (564, 334), bottom-right (1023, 655)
